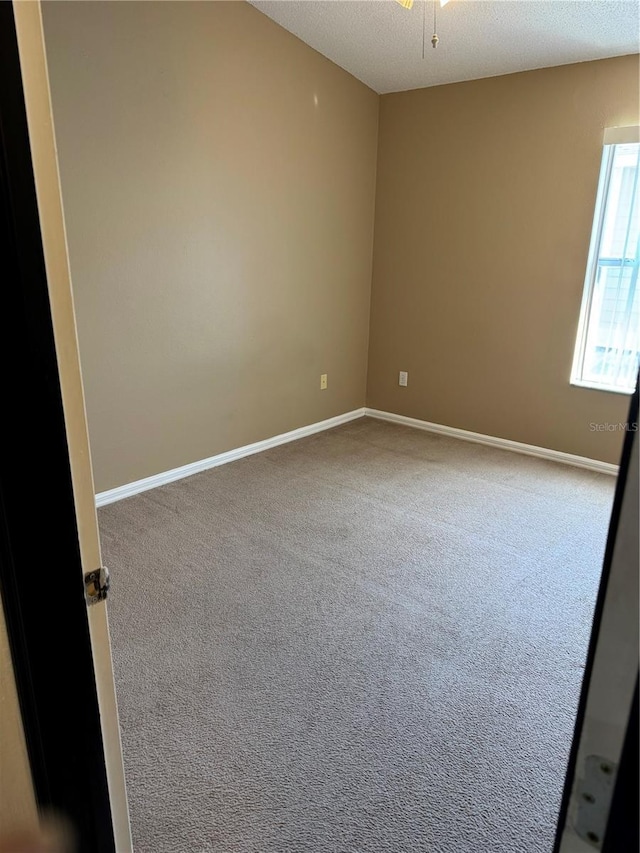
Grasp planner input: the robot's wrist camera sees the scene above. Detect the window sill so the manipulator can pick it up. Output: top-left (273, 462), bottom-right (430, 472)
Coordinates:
top-left (570, 379), bottom-right (634, 396)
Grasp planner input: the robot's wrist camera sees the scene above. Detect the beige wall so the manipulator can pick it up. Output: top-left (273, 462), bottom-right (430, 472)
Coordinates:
top-left (367, 56), bottom-right (639, 464)
top-left (42, 0), bottom-right (379, 493)
top-left (43, 2), bottom-right (636, 479)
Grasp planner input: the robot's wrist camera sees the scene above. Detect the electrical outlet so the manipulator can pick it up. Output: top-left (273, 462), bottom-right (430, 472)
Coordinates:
top-left (320, 374), bottom-right (328, 390)
top-left (399, 371), bottom-right (408, 387)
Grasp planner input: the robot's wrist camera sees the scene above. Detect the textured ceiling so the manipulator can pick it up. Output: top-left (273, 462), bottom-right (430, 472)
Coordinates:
top-left (248, 0), bottom-right (640, 93)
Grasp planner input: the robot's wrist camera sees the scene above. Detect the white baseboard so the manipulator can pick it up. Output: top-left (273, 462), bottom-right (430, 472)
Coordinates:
top-left (95, 408), bottom-right (367, 507)
top-left (365, 409), bottom-right (619, 476)
top-left (96, 404), bottom-right (618, 507)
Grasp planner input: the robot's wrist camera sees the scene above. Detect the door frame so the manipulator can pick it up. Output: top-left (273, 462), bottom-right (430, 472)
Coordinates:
top-left (554, 380), bottom-right (639, 852)
top-left (0, 4), bottom-right (115, 850)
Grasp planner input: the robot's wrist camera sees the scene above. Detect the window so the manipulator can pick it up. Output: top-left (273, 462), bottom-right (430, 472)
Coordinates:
top-left (571, 127), bottom-right (640, 394)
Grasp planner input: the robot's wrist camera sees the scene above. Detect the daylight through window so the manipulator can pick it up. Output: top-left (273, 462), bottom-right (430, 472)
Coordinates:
top-left (571, 128), bottom-right (640, 394)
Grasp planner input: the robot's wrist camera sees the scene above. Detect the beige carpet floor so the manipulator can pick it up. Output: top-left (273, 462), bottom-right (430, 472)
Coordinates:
top-left (100, 417), bottom-right (614, 853)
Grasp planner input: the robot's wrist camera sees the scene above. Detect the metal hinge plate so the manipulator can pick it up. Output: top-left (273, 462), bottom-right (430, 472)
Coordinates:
top-left (573, 755), bottom-right (617, 849)
top-left (84, 566), bottom-right (110, 606)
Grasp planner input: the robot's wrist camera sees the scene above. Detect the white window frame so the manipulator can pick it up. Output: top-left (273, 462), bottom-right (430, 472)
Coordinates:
top-left (571, 126), bottom-right (640, 395)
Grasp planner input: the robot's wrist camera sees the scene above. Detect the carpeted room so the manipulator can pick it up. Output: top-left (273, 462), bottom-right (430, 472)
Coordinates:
top-left (38, 1), bottom-right (639, 851)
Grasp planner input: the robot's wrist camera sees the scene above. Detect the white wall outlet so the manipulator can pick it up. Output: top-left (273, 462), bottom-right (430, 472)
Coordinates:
top-left (320, 373), bottom-right (328, 390)
top-left (399, 371), bottom-right (408, 387)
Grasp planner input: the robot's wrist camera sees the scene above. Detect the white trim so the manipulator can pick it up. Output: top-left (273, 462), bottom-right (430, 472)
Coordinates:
top-left (96, 405), bottom-right (619, 507)
top-left (570, 144), bottom-right (613, 390)
top-left (603, 125), bottom-right (639, 145)
top-left (570, 378), bottom-right (633, 396)
top-left (365, 409), bottom-right (619, 476)
top-left (96, 408), bottom-right (366, 506)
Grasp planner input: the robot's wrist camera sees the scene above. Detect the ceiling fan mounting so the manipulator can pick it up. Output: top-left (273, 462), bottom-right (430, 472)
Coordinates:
top-left (395, 0), bottom-right (450, 9)
top-left (395, 0), bottom-right (452, 52)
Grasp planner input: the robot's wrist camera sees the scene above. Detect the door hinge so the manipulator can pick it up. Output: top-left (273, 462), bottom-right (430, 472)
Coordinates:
top-left (84, 566), bottom-right (110, 606)
top-left (573, 755), bottom-right (617, 849)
